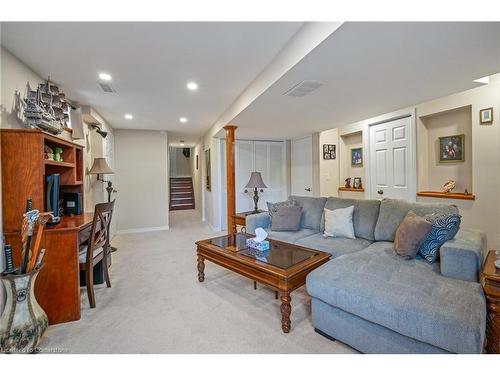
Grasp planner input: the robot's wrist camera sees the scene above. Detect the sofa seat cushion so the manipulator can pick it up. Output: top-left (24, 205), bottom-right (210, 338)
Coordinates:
top-left (296, 233), bottom-right (372, 258)
top-left (306, 241), bottom-right (486, 353)
top-left (265, 228), bottom-right (319, 243)
top-left (374, 198), bottom-right (459, 242)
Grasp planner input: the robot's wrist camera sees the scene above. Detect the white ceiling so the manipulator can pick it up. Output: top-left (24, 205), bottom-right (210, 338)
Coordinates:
top-left (1, 22), bottom-right (303, 145)
top-left (232, 22), bottom-right (500, 140)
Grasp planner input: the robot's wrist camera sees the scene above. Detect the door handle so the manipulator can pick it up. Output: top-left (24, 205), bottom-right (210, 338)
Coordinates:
top-left (305, 188), bottom-right (311, 192)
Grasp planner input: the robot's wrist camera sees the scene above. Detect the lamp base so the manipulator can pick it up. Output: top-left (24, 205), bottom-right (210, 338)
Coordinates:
top-left (252, 188), bottom-right (260, 213)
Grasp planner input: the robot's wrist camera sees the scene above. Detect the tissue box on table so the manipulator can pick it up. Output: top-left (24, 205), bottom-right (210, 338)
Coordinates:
top-left (246, 238), bottom-right (270, 252)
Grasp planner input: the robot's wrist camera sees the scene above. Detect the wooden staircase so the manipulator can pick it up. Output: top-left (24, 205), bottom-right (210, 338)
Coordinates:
top-left (169, 177), bottom-right (195, 210)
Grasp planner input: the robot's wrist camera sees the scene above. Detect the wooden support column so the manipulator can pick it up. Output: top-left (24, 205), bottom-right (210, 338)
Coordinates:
top-left (224, 125), bottom-right (237, 234)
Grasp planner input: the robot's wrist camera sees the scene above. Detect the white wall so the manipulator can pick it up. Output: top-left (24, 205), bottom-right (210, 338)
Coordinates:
top-left (190, 143), bottom-right (203, 214)
top-left (202, 138), bottom-right (222, 231)
top-left (114, 130), bottom-right (169, 232)
top-left (169, 147), bottom-right (192, 177)
top-left (318, 74), bottom-right (500, 248)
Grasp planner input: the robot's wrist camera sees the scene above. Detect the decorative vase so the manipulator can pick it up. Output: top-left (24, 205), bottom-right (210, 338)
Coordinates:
top-left (0, 265), bottom-right (48, 353)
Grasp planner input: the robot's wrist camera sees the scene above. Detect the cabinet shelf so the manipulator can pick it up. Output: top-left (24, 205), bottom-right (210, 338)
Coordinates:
top-left (338, 187), bottom-right (365, 192)
top-left (44, 160), bottom-right (75, 168)
top-left (417, 191), bottom-right (475, 200)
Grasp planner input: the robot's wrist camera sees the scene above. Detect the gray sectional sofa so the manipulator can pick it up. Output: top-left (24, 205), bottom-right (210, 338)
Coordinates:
top-left (246, 195), bottom-right (487, 354)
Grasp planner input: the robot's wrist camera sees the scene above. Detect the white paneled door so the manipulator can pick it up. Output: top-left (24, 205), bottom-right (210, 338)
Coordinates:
top-left (369, 116), bottom-right (414, 201)
top-left (235, 140), bottom-right (286, 212)
top-left (291, 136), bottom-right (313, 196)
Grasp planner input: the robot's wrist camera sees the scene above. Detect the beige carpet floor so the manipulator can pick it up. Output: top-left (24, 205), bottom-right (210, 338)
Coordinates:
top-left (39, 210), bottom-right (356, 353)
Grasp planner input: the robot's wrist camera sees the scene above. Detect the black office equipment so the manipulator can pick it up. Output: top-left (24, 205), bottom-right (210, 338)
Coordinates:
top-left (45, 173), bottom-right (61, 225)
top-left (63, 192), bottom-right (82, 215)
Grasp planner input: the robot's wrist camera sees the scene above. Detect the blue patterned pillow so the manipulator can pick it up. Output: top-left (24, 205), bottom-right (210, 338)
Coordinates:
top-left (417, 213), bottom-right (461, 263)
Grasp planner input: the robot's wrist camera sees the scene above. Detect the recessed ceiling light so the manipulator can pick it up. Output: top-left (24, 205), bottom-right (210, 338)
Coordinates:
top-left (124, 114), bottom-right (133, 120)
top-left (99, 72), bottom-right (112, 81)
top-left (179, 117), bottom-right (188, 123)
top-left (186, 82), bottom-right (198, 91)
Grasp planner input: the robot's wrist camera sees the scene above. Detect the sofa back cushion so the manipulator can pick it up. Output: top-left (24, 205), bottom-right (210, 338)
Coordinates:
top-left (322, 197), bottom-right (381, 241)
top-left (288, 196), bottom-right (327, 231)
top-left (374, 198), bottom-right (459, 242)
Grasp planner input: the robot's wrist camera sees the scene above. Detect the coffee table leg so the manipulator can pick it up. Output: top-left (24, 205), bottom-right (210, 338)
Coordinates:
top-left (197, 254), bottom-right (205, 282)
top-left (280, 292), bottom-right (291, 333)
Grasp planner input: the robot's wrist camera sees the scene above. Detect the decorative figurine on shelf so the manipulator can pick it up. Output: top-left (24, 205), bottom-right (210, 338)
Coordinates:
top-left (54, 147), bottom-right (63, 162)
top-left (44, 145), bottom-right (54, 160)
top-left (344, 178), bottom-right (352, 189)
top-left (464, 188), bottom-right (469, 195)
top-left (442, 179), bottom-right (456, 193)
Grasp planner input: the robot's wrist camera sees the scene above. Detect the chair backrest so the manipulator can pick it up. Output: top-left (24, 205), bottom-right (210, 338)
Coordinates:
top-left (87, 201), bottom-right (115, 264)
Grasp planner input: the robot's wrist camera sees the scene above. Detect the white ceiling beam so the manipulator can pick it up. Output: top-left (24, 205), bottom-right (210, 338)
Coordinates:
top-left (203, 21), bottom-right (343, 145)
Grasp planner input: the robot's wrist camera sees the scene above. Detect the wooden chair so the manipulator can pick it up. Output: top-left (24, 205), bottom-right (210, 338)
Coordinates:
top-left (79, 201), bottom-right (115, 308)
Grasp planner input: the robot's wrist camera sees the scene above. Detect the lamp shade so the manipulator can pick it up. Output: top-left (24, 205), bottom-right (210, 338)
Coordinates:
top-left (88, 158), bottom-right (114, 175)
top-left (245, 172), bottom-right (267, 189)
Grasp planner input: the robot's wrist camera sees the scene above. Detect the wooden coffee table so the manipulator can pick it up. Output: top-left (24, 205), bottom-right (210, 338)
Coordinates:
top-left (196, 233), bottom-right (331, 333)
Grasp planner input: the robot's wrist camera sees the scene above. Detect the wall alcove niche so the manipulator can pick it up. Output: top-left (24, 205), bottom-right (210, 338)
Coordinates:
top-left (417, 105), bottom-right (474, 200)
top-left (338, 130), bottom-right (365, 198)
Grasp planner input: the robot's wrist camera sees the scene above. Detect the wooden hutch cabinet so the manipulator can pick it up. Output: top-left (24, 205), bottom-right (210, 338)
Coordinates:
top-left (1, 129), bottom-right (87, 324)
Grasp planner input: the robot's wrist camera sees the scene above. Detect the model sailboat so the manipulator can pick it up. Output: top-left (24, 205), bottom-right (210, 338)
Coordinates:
top-left (23, 78), bottom-right (69, 135)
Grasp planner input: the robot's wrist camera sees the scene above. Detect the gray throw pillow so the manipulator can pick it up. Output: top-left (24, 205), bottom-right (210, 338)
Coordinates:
top-left (270, 206), bottom-right (302, 232)
top-left (394, 211), bottom-right (432, 259)
top-left (267, 199), bottom-right (299, 226)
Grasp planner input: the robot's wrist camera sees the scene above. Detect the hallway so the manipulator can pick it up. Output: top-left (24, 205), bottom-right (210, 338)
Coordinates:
top-left (38, 210), bottom-right (353, 353)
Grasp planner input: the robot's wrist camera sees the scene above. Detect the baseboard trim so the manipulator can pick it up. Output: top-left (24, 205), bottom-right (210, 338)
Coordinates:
top-left (117, 226), bottom-right (169, 234)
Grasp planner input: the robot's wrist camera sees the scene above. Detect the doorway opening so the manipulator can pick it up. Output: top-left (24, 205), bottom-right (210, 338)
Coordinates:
top-left (169, 146), bottom-right (195, 210)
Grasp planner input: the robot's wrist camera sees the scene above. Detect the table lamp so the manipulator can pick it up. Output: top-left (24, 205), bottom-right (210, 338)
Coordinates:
top-left (244, 172), bottom-right (267, 213)
top-left (89, 157), bottom-right (117, 253)
top-left (88, 157), bottom-right (116, 203)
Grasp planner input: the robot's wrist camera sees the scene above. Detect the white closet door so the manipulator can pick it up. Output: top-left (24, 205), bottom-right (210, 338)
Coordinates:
top-left (254, 141), bottom-right (270, 210)
top-left (369, 116), bottom-right (413, 200)
top-left (266, 141), bottom-right (286, 204)
top-left (291, 136), bottom-right (313, 196)
top-left (235, 140), bottom-right (286, 212)
top-left (235, 140), bottom-right (254, 212)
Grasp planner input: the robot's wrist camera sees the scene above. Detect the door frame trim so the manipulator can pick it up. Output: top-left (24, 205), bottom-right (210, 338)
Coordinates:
top-left (364, 109), bottom-right (417, 202)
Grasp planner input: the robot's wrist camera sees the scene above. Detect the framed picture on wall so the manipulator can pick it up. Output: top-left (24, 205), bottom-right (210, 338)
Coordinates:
top-left (205, 149), bottom-right (211, 191)
top-left (438, 134), bottom-right (464, 162)
top-left (480, 107), bottom-right (493, 125)
top-left (196, 155), bottom-right (199, 170)
top-left (351, 147), bottom-right (363, 167)
top-left (323, 144), bottom-right (336, 160)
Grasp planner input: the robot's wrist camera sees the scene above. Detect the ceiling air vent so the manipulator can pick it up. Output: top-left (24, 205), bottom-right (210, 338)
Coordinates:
top-left (98, 82), bottom-right (116, 93)
top-left (283, 80), bottom-right (324, 97)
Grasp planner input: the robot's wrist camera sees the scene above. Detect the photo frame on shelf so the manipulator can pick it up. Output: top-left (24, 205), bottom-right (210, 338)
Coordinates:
top-left (480, 107), bottom-right (493, 125)
top-left (351, 147), bottom-right (363, 167)
top-left (205, 149), bottom-right (211, 191)
top-left (438, 134), bottom-right (464, 163)
top-left (322, 144), bottom-right (336, 160)
top-left (353, 177), bottom-right (362, 189)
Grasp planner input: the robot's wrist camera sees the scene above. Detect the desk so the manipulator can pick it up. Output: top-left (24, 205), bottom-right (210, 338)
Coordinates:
top-left (6, 213), bottom-right (96, 325)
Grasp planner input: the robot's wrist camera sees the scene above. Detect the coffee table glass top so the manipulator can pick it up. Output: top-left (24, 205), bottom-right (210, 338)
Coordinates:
top-left (209, 233), bottom-right (322, 269)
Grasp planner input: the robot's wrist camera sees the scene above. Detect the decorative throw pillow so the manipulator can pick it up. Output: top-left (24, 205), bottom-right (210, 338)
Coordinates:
top-left (267, 199), bottom-right (299, 226)
top-left (270, 206), bottom-right (302, 232)
top-left (417, 213), bottom-right (461, 263)
top-left (393, 211), bottom-right (432, 259)
top-left (323, 206), bottom-right (356, 239)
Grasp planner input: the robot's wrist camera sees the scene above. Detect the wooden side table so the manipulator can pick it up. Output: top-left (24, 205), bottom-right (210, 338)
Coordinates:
top-left (481, 250), bottom-right (500, 353)
top-left (233, 210), bottom-right (265, 233)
